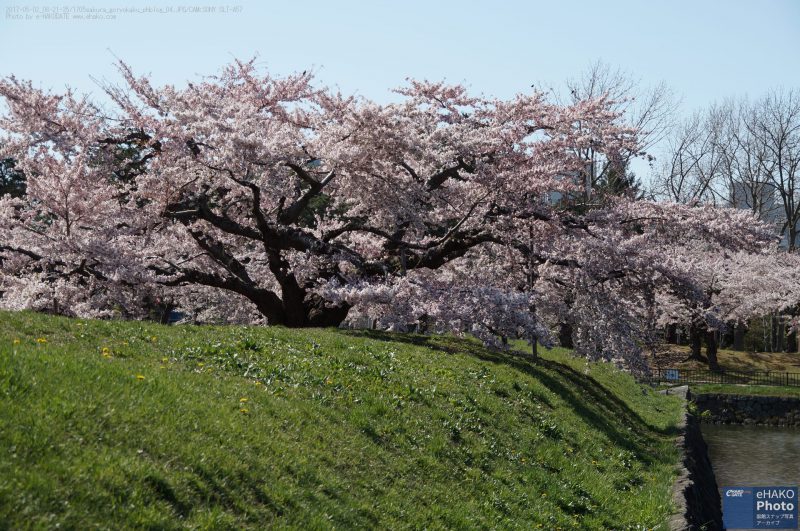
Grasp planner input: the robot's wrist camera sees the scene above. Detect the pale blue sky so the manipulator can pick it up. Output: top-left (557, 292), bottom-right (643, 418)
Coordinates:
top-left (1, 0), bottom-right (799, 178)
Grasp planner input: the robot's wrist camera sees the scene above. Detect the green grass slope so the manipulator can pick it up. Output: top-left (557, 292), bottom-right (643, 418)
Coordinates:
top-left (0, 311), bottom-right (683, 530)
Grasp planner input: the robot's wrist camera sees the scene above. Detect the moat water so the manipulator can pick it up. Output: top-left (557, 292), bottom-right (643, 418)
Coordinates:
top-left (702, 423), bottom-right (800, 487)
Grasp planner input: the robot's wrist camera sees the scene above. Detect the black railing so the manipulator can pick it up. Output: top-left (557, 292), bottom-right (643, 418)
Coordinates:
top-left (645, 368), bottom-right (800, 387)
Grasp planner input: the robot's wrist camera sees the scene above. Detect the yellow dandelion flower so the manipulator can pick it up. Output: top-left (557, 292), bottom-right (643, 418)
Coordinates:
top-left (36, 337), bottom-right (47, 344)
top-left (136, 374), bottom-right (145, 381)
top-left (151, 336), bottom-right (157, 342)
top-left (101, 347), bottom-right (111, 355)
top-left (197, 362), bottom-right (204, 367)
top-left (254, 381), bottom-right (263, 386)
top-left (161, 357), bottom-right (168, 363)
top-left (12, 338), bottom-right (20, 345)
top-left (239, 397), bottom-right (248, 403)
top-left (239, 408), bottom-right (249, 414)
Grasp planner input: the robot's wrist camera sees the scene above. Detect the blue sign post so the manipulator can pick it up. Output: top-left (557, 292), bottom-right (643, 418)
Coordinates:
top-left (723, 486), bottom-right (798, 529)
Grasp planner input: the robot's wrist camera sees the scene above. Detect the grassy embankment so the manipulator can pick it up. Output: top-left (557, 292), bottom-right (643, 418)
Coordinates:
top-left (0, 311), bottom-right (684, 529)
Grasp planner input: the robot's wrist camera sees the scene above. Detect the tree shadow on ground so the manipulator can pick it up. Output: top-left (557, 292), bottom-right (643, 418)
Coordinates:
top-left (343, 329), bottom-right (681, 465)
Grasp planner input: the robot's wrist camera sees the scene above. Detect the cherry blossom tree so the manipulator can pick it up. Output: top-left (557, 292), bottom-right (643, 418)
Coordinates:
top-left (0, 60), bottom-right (786, 371)
top-left (654, 245), bottom-right (800, 370)
top-left (0, 61), bottom-right (627, 321)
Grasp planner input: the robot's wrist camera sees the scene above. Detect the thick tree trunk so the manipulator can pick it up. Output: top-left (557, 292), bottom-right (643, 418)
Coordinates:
top-left (276, 282), bottom-right (308, 327)
top-left (720, 324), bottom-right (734, 350)
top-left (262, 249), bottom-right (352, 328)
top-left (665, 324), bottom-right (678, 344)
top-left (685, 323), bottom-right (707, 362)
top-left (304, 294), bottom-right (351, 327)
top-left (252, 295), bottom-right (288, 326)
top-left (705, 329), bottom-right (721, 372)
top-left (417, 314), bottom-right (431, 334)
top-left (265, 290), bottom-right (351, 327)
top-left (558, 322), bottom-right (574, 349)
top-left (255, 294), bottom-right (350, 328)
top-left (159, 302), bottom-right (177, 325)
top-left (267, 249), bottom-right (308, 327)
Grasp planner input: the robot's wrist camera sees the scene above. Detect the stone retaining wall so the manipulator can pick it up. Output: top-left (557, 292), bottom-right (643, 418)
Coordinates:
top-left (694, 394), bottom-right (800, 426)
top-left (665, 387), bottom-right (723, 531)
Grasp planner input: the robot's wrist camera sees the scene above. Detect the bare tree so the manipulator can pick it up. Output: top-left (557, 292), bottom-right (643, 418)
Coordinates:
top-left (655, 112), bottom-right (711, 203)
top-left (654, 92), bottom-right (799, 233)
top-left (746, 89), bottom-right (800, 250)
top-left (562, 61), bottom-right (678, 199)
top-left (720, 100), bottom-right (781, 221)
top-left (653, 105), bottom-right (733, 205)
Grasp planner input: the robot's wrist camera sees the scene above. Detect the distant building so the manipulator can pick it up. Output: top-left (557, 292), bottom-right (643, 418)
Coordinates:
top-left (728, 181), bottom-right (799, 249)
top-left (729, 181), bottom-right (780, 220)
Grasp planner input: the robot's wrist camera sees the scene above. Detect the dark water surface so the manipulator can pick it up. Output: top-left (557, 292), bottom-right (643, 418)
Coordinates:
top-left (702, 423), bottom-right (800, 487)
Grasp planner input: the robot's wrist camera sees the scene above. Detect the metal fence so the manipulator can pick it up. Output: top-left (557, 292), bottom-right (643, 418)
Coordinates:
top-left (645, 368), bottom-right (800, 387)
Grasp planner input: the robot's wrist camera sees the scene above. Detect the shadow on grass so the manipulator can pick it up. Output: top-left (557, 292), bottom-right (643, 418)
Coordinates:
top-left (343, 329), bottom-right (680, 465)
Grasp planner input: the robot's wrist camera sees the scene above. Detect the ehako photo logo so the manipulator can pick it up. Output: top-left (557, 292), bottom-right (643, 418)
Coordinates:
top-left (757, 488), bottom-right (797, 513)
top-left (723, 486), bottom-right (799, 530)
